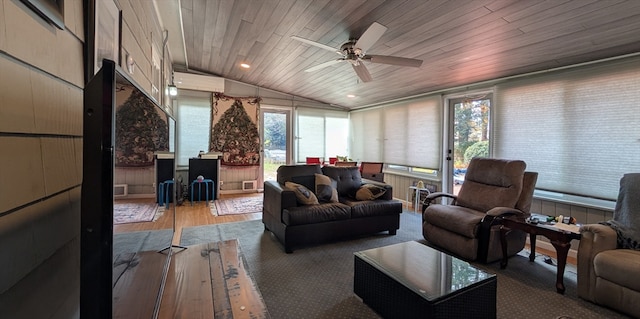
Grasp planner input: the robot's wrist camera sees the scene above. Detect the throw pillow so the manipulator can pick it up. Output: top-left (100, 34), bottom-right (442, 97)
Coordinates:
top-left (315, 173), bottom-right (338, 203)
top-left (285, 181), bottom-right (319, 205)
top-left (355, 184), bottom-right (387, 201)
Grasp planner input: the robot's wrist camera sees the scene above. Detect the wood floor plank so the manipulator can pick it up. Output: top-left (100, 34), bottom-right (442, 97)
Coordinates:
top-left (158, 243), bottom-right (215, 319)
top-left (216, 240), bottom-right (270, 319)
top-left (113, 251), bottom-right (167, 319)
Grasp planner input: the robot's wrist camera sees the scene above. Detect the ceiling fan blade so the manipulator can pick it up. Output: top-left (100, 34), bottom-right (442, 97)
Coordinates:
top-left (305, 59), bottom-right (343, 72)
top-left (291, 36), bottom-right (340, 53)
top-left (352, 63), bottom-right (373, 82)
top-left (365, 55), bottom-right (423, 67)
top-left (355, 22), bottom-right (387, 52)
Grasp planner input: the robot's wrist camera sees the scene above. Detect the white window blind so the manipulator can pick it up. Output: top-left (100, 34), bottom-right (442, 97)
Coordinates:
top-left (494, 56), bottom-right (640, 200)
top-left (349, 109), bottom-right (383, 162)
top-left (351, 95), bottom-right (442, 169)
top-left (296, 108), bottom-right (349, 162)
top-left (176, 92), bottom-right (211, 166)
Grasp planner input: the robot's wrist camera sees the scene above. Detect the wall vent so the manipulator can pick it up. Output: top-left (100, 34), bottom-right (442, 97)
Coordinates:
top-left (242, 180), bottom-right (257, 191)
top-left (114, 184), bottom-right (128, 197)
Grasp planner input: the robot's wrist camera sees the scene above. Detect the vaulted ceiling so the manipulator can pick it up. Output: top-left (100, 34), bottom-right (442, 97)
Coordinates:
top-left (157, 0), bottom-right (640, 109)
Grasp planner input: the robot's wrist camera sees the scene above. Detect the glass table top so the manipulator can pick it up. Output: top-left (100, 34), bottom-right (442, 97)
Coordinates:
top-left (355, 241), bottom-right (495, 301)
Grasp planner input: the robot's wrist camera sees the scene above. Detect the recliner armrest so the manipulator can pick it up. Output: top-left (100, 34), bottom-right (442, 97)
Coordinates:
top-left (579, 224), bottom-right (617, 255)
top-left (421, 192), bottom-right (457, 213)
top-left (485, 207), bottom-right (527, 218)
top-left (577, 223), bottom-right (618, 301)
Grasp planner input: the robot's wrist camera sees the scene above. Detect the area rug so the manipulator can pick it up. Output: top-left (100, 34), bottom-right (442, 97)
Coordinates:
top-left (180, 212), bottom-right (628, 319)
top-left (213, 195), bottom-right (263, 216)
top-left (113, 201), bottom-right (158, 224)
top-left (113, 229), bottom-right (174, 255)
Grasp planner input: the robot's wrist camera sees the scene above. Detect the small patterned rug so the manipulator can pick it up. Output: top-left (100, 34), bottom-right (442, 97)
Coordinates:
top-left (113, 200), bottom-right (158, 224)
top-left (213, 195), bottom-right (263, 216)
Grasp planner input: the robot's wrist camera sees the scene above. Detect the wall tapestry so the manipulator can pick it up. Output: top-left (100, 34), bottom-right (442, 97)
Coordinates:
top-left (115, 86), bottom-right (169, 167)
top-left (210, 93), bottom-right (261, 166)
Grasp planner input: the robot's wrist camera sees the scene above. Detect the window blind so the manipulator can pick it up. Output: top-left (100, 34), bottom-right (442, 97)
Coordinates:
top-left (349, 109), bottom-right (383, 162)
top-left (296, 108), bottom-right (349, 162)
top-left (351, 95), bottom-right (442, 169)
top-left (176, 92), bottom-right (211, 166)
top-left (494, 56), bottom-right (640, 200)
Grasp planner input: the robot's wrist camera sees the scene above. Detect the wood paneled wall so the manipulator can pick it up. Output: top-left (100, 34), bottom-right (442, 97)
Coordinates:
top-left (0, 0), bottom-right (84, 317)
top-left (0, 0), bottom-right (170, 317)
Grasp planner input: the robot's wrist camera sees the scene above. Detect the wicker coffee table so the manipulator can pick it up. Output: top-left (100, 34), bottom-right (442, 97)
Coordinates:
top-left (354, 241), bottom-right (496, 319)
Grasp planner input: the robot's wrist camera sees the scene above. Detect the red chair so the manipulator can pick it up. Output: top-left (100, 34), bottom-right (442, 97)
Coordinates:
top-left (306, 157), bottom-right (322, 165)
top-left (328, 157), bottom-right (338, 165)
top-left (360, 162), bottom-right (384, 182)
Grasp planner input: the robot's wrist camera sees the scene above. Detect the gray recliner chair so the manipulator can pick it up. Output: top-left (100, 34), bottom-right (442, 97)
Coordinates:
top-left (422, 157), bottom-right (538, 263)
top-left (578, 173), bottom-right (640, 318)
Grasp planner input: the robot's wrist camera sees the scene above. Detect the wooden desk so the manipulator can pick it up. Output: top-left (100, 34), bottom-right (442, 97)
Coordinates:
top-left (499, 216), bottom-right (581, 294)
top-left (159, 240), bottom-right (270, 319)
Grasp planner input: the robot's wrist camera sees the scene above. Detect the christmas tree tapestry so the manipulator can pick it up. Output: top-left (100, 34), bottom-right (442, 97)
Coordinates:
top-left (115, 87), bottom-right (169, 167)
top-left (210, 93), bottom-right (261, 166)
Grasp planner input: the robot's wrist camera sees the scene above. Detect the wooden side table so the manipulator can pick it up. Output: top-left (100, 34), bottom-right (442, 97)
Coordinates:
top-left (499, 216), bottom-right (581, 294)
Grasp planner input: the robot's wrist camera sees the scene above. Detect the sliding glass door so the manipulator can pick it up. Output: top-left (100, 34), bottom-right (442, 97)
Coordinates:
top-left (261, 108), bottom-right (290, 185)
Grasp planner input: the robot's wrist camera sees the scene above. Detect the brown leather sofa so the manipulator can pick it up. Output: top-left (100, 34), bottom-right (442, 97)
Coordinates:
top-left (263, 164), bottom-right (402, 253)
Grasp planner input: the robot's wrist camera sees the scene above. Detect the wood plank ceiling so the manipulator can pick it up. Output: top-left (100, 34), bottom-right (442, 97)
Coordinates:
top-left (172, 0), bottom-right (640, 109)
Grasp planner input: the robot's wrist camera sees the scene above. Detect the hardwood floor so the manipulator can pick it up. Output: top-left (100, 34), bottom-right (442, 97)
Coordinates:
top-left (113, 193), bottom-right (263, 246)
top-left (113, 193), bottom-right (264, 319)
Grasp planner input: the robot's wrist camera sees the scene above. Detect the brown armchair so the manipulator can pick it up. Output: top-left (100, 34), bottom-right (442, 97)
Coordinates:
top-left (422, 157), bottom-right (538, 263)
top-left (577, 173), bottom-right (640, 318)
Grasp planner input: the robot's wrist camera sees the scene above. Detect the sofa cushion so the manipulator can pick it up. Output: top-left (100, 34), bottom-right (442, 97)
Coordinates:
top-left (341, 198), bottom-right (403, 218)
top-left (277, 164), bottom-right (322, 185)
top-left (423, 204), bottom-right (485, 238)
top-left (283, 203), bottom-right (351, 226)
top-left (355, 183), bottom-right (387, 201)
top-left (322, 166), bottom-right (362, 197)
top-left (290, 175), bottom-right (316, 192)
top-left (285, 181), bottom-right (319, 205)
top-left (315, 173), bottom-right (338, 203)
top-left (594, 249), bottom-right (640, 292)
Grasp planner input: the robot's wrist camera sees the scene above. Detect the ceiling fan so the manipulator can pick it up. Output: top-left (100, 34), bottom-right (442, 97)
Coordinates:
top-left (291, 22), bottom-right (423, 82)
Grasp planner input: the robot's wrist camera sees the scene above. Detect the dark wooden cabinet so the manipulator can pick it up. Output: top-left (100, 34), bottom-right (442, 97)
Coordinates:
top-left (188, 158), bottom-right (220, 200)
top-left (155, 157), bottom-right (174, 203)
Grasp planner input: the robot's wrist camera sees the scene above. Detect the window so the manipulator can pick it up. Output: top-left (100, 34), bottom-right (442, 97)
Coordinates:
top-left (494, 56), bottom-right (640, 200)
top-left (296, 108), bottom-right (349, 162)
top-left (176, 91), bottom-right (211, 166)
top-left (351, 95), bottom-right (442, 170)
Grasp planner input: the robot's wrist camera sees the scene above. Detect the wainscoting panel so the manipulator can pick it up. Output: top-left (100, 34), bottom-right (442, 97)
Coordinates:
top-left (219, 166), bottom-right (260, 192)
top-left (114, 167), bottom-right (155, 196)
top-left (383, 173), bottom-right (438, 210)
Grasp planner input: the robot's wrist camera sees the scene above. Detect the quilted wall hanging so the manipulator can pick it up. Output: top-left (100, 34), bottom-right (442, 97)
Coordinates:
top-left (114, 86), bottom-right (169, 167)
top-left (209, 93), bottom-right (261, 166)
